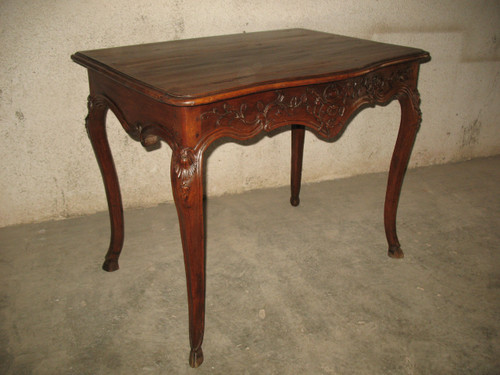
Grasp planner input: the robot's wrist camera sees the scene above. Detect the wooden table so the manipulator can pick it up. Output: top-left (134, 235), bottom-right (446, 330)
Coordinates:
top-left (72, 29), bottom-right (430, 367)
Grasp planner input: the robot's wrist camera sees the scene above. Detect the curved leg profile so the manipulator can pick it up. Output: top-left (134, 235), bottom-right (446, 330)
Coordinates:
top-left (85, 95), bottom-right (124, 272)
top-left (290, 125), bottom-right (305, 206)
top-left (170, 147), bottom-right (206, 368)
top-left (384, 86), bottom-right (422, 258)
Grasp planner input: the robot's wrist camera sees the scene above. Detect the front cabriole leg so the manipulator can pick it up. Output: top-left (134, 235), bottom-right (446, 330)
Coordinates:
top-left (85, 95), bottom-right (124, 272)
top-left (384, 81), bottom-right (422, 259)
top-left (170, 146), bottom-right (206, 368)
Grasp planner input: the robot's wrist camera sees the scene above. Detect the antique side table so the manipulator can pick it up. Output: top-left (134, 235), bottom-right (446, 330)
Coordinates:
top-left (71, 29), bottom-right (430, 367)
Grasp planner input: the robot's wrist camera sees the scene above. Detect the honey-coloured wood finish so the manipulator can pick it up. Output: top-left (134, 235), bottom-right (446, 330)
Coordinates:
top-left (72, 29), bottom-right (430, 368)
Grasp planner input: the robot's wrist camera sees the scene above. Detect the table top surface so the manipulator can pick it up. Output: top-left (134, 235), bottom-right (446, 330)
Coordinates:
top-left (72, 29), bottom-right (429, 106)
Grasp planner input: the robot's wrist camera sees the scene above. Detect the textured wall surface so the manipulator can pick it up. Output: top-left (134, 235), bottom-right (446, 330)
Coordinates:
top-left (1, 0), bottom-right (499, 227)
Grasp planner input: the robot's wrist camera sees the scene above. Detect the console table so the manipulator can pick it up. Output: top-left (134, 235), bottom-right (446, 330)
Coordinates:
top-left (71, 29), bottom-right (430, 367)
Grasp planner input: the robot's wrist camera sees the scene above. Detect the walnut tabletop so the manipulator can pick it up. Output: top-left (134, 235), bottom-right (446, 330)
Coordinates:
top-left (72, 28), bottom-right (428, 105)
top-left (72, 29), bottom-right (430, 368)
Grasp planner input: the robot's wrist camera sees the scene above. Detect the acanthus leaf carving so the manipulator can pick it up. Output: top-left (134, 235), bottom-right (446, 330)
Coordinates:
top-left (172, 147), bottom-right (198, 202)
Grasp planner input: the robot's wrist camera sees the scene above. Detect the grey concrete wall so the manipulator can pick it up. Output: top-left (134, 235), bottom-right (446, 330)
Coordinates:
top-left (1, 0), bottom-right (499, 227)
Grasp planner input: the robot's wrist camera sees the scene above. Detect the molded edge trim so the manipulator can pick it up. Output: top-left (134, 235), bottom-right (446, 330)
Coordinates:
top-left (71, 51), bottom-right (430, 107)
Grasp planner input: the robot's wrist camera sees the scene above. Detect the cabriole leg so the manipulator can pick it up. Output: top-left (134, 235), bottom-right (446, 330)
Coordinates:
top-left (85, 95), bottom-right (124, 272)
top-left (170, 147), bottom-right (206, 368)
top-left (384, 86), bottom-right (422, 258)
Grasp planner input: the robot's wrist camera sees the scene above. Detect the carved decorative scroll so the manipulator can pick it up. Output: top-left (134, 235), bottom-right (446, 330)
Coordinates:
top-left (201, 91), bottom-right (308, 131)
top-left (201, 65), bottom-right (416, 139)
top-left (85, 95), bottom-right (108, 137)
top-left (86, 95), bottom-right (108, 111)
top-left (397, 85), bottom-right (423, 130)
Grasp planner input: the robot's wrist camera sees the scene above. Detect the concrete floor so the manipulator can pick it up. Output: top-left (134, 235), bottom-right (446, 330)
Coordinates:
top-left (1, 156), bottom-right (499, 375)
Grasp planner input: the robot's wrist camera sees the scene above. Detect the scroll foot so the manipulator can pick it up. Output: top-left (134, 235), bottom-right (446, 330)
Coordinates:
top-left (189, 347), bottom-right (204, 368)
top-left (102, 259), bottom-right (119, 272)
top-left (388, 245), bottom-right (404, 259)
